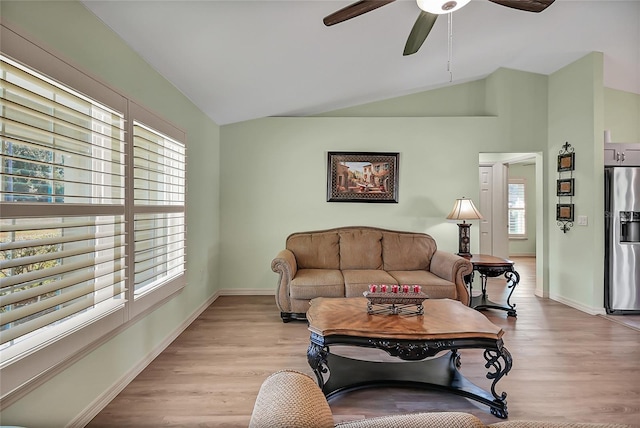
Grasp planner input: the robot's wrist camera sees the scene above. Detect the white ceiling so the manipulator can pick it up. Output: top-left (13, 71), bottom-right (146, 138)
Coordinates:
top-left (81, 0), bottom-right (640, 125)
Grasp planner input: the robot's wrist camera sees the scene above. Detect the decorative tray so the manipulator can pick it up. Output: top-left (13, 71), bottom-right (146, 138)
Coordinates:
top-left (363, 290), bottom-right (429, 315)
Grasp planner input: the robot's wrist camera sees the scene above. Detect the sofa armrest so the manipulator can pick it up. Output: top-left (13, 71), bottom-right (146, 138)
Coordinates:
top-left (337, 411), bottom-right (486, 428)
top-left (430, 251), bottom-right (473, 305)
top-left (271, 249), bottom-right (297, 312)
top-left (249, 370), bottom-right (334, 428)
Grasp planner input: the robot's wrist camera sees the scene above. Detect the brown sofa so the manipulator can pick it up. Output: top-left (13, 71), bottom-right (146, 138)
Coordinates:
top-left (271, 226), bottom-right (473, 322)
top-left (249, 370), bottom-right (633, 428)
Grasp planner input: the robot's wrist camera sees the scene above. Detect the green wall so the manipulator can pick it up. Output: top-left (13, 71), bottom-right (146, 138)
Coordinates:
top-left (220, 57), bottom-right (617, 317)
top-left (604, 88), bottom-right (640, 142)
top-left (314, 79), bottom-right (490, 117)
top-left (221, 116), bottom-right (500, 292)
top-left (547, 52), bottom-right (605, 311)
top-left (484, 67), bottom-right (550, 151)
top-left (219, 69), bottom-right (550, 293)
top-left (0, 1), bottom-right (220, 426)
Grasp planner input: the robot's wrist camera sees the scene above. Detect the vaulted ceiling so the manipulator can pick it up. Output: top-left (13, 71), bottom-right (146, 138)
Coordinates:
top-left (82, 0), bottom-right (640, 125)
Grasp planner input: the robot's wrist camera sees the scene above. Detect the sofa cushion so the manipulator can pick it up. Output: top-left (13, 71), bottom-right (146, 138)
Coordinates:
top-left (338, 412), bottom-right (487, 428)
top-left (342, 269), bottom-right (398, 297)
top-left (287, 231), bottom-right (339, 269)
top-left (339, 229), bottom-right (383, 270)
top-left (290, 269), bottom-right (344, 300)
top-left (387, 270), bottom-right (457, 299)
top-left (382, 232), bottom-right (436, 271)
top-left (289, 298), bottom-right (314, 314)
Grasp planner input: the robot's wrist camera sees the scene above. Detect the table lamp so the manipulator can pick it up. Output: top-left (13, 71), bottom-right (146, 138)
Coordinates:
top-left (446, 197), bottom-right (483, 258)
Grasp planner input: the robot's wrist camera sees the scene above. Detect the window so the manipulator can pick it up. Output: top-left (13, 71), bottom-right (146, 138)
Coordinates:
top-left (508, 179), bottom-right (526, 238)
top-left (129, 109), bottom-right (186, 317)
top-left (1, 55), bottom-right (127, 361)
top-left (0, 29), bottom-right (186, 402)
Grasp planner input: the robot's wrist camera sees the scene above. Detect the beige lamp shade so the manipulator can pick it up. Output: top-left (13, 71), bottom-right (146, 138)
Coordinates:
top-left (446, 197), bottom-right (484, 222)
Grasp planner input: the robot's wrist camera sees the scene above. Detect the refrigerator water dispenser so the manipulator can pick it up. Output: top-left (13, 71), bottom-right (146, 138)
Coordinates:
top-left (620, 211), bottom-right (640, 243)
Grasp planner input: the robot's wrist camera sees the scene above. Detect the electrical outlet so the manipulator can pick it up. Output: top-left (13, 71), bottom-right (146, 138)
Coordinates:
top-left (577, 215), bottom-right (588, 226)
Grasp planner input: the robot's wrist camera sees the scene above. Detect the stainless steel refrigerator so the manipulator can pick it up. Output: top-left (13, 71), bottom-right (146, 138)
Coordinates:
top-left (605, 166), bottom-right (640, 314)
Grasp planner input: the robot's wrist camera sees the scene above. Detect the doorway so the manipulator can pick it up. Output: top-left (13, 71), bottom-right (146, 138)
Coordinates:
top-left (478, 152), bottom-right (546, 297)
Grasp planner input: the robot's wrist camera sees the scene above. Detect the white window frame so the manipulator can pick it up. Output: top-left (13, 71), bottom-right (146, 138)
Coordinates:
top-left (0, 24), bottom-right (186, 405)
top-left (127, 102), bottom-right (186, 319)
top-left (508, 178), bottom-right (527, 239)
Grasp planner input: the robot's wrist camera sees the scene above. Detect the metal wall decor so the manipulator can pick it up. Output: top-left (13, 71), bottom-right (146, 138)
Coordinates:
top-left (556, 142), bottom-right (575, 233)
top-left (556, 178), bottom-right (575, 196)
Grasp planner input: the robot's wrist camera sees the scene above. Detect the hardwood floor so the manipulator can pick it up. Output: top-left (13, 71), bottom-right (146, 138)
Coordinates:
top-left (88, 257), bottom-right (640, 427)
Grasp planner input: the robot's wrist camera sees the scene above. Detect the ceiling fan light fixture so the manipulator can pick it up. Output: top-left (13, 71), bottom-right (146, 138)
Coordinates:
top-left (416, 0), bottom-right (470, 14)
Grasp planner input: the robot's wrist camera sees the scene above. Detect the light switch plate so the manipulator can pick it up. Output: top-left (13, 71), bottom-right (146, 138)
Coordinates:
top-left (577, 215), bottom-right (588, 226)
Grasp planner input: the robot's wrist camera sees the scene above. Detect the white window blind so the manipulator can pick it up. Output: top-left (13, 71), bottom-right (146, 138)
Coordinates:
top-left (0, 56), bottom-right (127, 357)
top-left (132, 121), bottom-right (185, 299)
top-left (508, 180), bottom-right (526, 237)
top-left (0, 27), bottom-right (187, 402)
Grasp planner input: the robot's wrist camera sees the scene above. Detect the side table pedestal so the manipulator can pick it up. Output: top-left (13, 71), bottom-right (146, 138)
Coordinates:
top-left (465, 254), bottom-right (520, 317)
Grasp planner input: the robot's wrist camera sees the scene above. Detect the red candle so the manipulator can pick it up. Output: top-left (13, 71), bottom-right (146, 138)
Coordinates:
top-left (369, 284), bottom-right (377, 293)
top-left (380, 284), bottom-right (388, 293)
top-left (413, 285), bottom-right (421, 293)
top-left (402, 284), bottom-right (409, 293)
top-left (391, 284), bottom-right (399, 293)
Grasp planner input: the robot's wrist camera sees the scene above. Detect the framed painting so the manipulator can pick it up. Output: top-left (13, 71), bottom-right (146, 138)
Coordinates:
top-left (556, 204), bottom-right (574, 222)
top-left (556, 178), bottom-right (575, 196)
top-left (557, 152), bottom-right (575, 172)
top-left (327, 151), bottom-right (399, 203)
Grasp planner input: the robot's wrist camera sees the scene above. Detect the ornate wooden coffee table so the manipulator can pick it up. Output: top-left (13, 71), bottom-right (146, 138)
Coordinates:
top-left (306, 297), bottom-right (512, 418)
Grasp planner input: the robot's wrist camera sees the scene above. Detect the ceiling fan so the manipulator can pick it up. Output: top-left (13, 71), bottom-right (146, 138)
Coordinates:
top-left (323, 0), bottom-right (556, 56)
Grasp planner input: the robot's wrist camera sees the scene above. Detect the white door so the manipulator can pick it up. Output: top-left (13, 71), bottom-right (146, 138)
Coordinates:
top-left (479, 166), bottom-right (493, 255)
top-left (478, 163), bottom-right (509, 258)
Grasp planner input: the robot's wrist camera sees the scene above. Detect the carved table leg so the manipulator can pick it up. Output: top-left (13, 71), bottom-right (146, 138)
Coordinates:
top-left (472, 268), bottom-right (520, 317)
top-left (504, 270), bottom-right (520, 317)
top-left (452, 348), bottom-right (461, 369)
top-left (307, 339), bottom-right (329, 390)
top-left (481, 272), bottom-right (489, 299)
top-left (483, 345), bottom-right (512, 419)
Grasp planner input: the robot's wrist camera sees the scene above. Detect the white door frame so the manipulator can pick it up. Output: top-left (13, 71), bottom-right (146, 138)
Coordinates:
top-left (479, 152), bottom-right (546, 298)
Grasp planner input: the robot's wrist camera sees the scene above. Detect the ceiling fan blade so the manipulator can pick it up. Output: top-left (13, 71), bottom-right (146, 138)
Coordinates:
top-left (323, 0), bottom-right (396, 26)
top-left (487, 0), bottom-right (555, 13)
top-left (403, 11), bottom-right (438, 56)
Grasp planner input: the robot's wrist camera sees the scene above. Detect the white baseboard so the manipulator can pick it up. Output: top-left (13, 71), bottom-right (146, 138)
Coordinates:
top-left (548, 293), bottom-right (606, 316)
top-left (68, 292), bottom-right (220, 428)
top-left (218, 288), bottom-right (275, 296)
top-left (534, 287), bottom-right (545, 298)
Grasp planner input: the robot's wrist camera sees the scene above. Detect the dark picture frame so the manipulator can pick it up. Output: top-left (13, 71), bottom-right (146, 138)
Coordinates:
top-left (557, 178), bottom-right (575, 196)
top-left (556, 204), bottom-right (574, 222)
top-left (557, 152), bottom-right (575, 172)
top-left (327, 151), bottom-right (399, 203)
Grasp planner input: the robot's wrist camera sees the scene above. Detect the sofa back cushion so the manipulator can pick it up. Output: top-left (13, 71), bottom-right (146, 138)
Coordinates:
top-left (339, 229), bottom-right (383, 270)
top-left (287, 231), bottom-right (340, 269)
top-left (382, 231), bottom-right (437, 271)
